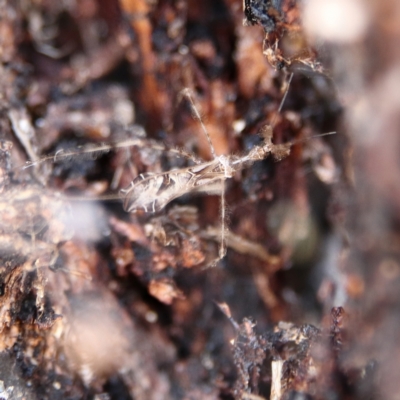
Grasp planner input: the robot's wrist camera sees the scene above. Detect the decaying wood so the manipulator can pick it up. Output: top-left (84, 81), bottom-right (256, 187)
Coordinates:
top-left (2, 0), bottom-right (396, 399)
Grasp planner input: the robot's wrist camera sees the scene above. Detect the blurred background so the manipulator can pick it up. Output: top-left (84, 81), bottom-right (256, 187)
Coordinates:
top-left (0, 0), bottom-right (399, 399)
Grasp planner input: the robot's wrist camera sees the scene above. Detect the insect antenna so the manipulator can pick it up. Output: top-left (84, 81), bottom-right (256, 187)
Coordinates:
top-left (13, 136), bottom-right (204, 175)
top-left (270, 72), bottom-right (294, 130)
top-left (272, 130), bottom-right (336, 161)
top-left (295, 131), bottom-right (336, 142)
top-left (12, 139), bottom-right (143, 172)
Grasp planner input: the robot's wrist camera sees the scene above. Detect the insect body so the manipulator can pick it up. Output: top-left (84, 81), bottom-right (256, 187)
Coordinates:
top-left (19, 76), bottom-right (334, 264)
top-left (116, 121), bottom-right (298, 263)
top-left (120, 84), bottom-right (293, 219)
top-left (120, 125), bottom-right (291, 214)
top-left (121, 156), bottom-right (234, 213)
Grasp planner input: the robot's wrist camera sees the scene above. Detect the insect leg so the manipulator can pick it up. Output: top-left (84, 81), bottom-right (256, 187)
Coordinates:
top-left (180, 88), bottom-right (217, 160)
top-left (219, 184), bottom-right (227, 261)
